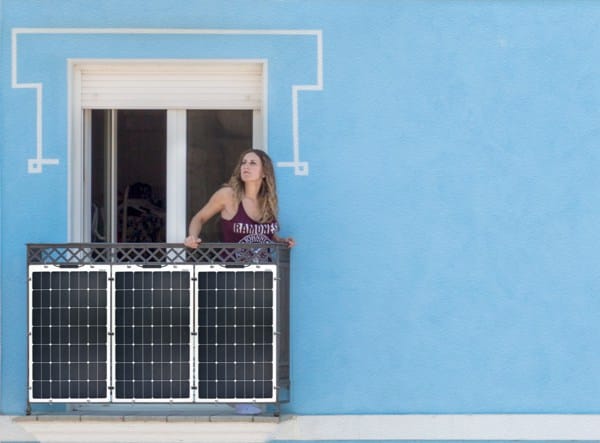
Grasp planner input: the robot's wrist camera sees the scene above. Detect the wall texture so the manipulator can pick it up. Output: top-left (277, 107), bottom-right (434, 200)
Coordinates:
top-left (3, 0), bottom-right (600, 415)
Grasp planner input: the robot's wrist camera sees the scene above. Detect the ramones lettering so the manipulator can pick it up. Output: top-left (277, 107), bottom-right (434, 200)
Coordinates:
top-left (233, 222), bottom-right (279, 236)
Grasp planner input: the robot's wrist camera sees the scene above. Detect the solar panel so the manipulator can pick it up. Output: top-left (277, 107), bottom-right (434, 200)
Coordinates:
top-left (28, 265), bottom-right (110, 402)
top-left (112, 265), bottom-right (193, 402)
top-left (27, 244), bottom-right (289, 407)
top-left (196, 265), bottom-right (277, 402)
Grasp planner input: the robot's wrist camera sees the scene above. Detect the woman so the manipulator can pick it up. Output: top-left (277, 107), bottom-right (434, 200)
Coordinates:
top-left (184, 149), bottom-right (293, 416)
top-left (184, 149), bottom-right (295, 249)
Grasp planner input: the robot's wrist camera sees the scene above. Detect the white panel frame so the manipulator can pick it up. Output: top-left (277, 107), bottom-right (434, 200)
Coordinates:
top-left (81, 110), bottom-right (92, 242)
top-left (193, 264), bottom-right (278, 404)
top-left (27, 263), bottom-right (279, 404)
top-left (28, 264), bottom-right (111, 403)
top-left (110, 264), bottom-right (195, 403)
top-left (166, 110), bottom-right (187, 243)
top-left (69, 65), bottom-right (84, 242)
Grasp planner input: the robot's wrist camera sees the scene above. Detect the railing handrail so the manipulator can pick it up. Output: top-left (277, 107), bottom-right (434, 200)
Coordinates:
top-left (27, 242), bottom-right (290, 266)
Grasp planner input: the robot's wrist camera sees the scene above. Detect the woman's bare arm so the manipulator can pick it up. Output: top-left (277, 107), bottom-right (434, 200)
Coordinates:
top-left (184, 187), bottom-right (233, 248)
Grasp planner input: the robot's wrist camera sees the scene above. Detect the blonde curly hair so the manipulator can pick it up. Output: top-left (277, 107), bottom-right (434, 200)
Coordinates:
top-left (227, 149), bottom-right (279, 223)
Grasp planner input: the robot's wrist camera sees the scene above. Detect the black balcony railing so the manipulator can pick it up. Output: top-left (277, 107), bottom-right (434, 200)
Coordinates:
top-left (27, 242), bottom-right (290, 266)
top-left (26, 243), bottom-right (290, 413)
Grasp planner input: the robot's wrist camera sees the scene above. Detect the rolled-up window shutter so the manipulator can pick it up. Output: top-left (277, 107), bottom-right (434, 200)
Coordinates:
top-left (78, 62), bottom-right (263, 110)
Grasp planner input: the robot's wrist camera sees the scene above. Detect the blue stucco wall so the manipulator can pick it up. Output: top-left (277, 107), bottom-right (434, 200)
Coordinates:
top-left (3, 0), bottom-right (600, 415)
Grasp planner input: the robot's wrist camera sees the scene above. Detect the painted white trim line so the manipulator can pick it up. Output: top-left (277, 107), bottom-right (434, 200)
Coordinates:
top-left (11, 30), bottom-right (60, 173)
top-left (12, 28), bottom-right (324, 175)
top-left (277, 32), bottom-right (323, 176)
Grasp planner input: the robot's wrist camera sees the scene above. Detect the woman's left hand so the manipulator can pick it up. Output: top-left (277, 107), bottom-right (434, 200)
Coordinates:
top-left (280, 237), bottom-right (295, 248)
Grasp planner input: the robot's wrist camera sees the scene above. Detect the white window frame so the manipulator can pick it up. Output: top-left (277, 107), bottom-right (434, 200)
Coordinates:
top-left (68, 59), bottom-right (267, 242)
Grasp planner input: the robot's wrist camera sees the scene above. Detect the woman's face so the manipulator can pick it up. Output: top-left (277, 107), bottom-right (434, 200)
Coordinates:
top-left (240, 152), bottom-right (264, 182)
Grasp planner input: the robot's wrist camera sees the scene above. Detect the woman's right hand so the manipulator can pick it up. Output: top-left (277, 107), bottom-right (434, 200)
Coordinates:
top-left (184, 236), bottom-right (201, 249)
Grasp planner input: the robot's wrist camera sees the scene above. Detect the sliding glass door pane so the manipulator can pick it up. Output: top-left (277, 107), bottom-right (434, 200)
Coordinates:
top-left (117, 110), bottom-right (167, 242)
top-left (90, 110), bottom-right (167, 243)
top-left (186, 110), bottom-right (252, 242)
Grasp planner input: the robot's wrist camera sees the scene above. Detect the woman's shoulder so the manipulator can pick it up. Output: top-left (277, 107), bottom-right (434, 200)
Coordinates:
top-left (214, 185), bottom-right (238, 218)
top-left (213, 185), bottom-right (235, 200)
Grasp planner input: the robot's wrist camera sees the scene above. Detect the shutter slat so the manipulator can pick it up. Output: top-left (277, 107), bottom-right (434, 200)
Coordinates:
top-left (78, 62), bottom-right (263, 109)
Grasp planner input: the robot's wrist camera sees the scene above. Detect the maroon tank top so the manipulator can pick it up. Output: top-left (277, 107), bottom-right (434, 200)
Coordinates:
top-left (220, 202), bottom-right (279, 243)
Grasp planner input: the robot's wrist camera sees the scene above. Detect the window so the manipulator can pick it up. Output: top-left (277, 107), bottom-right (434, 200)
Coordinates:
top-left (70, 61), bottom-right (266, 242)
